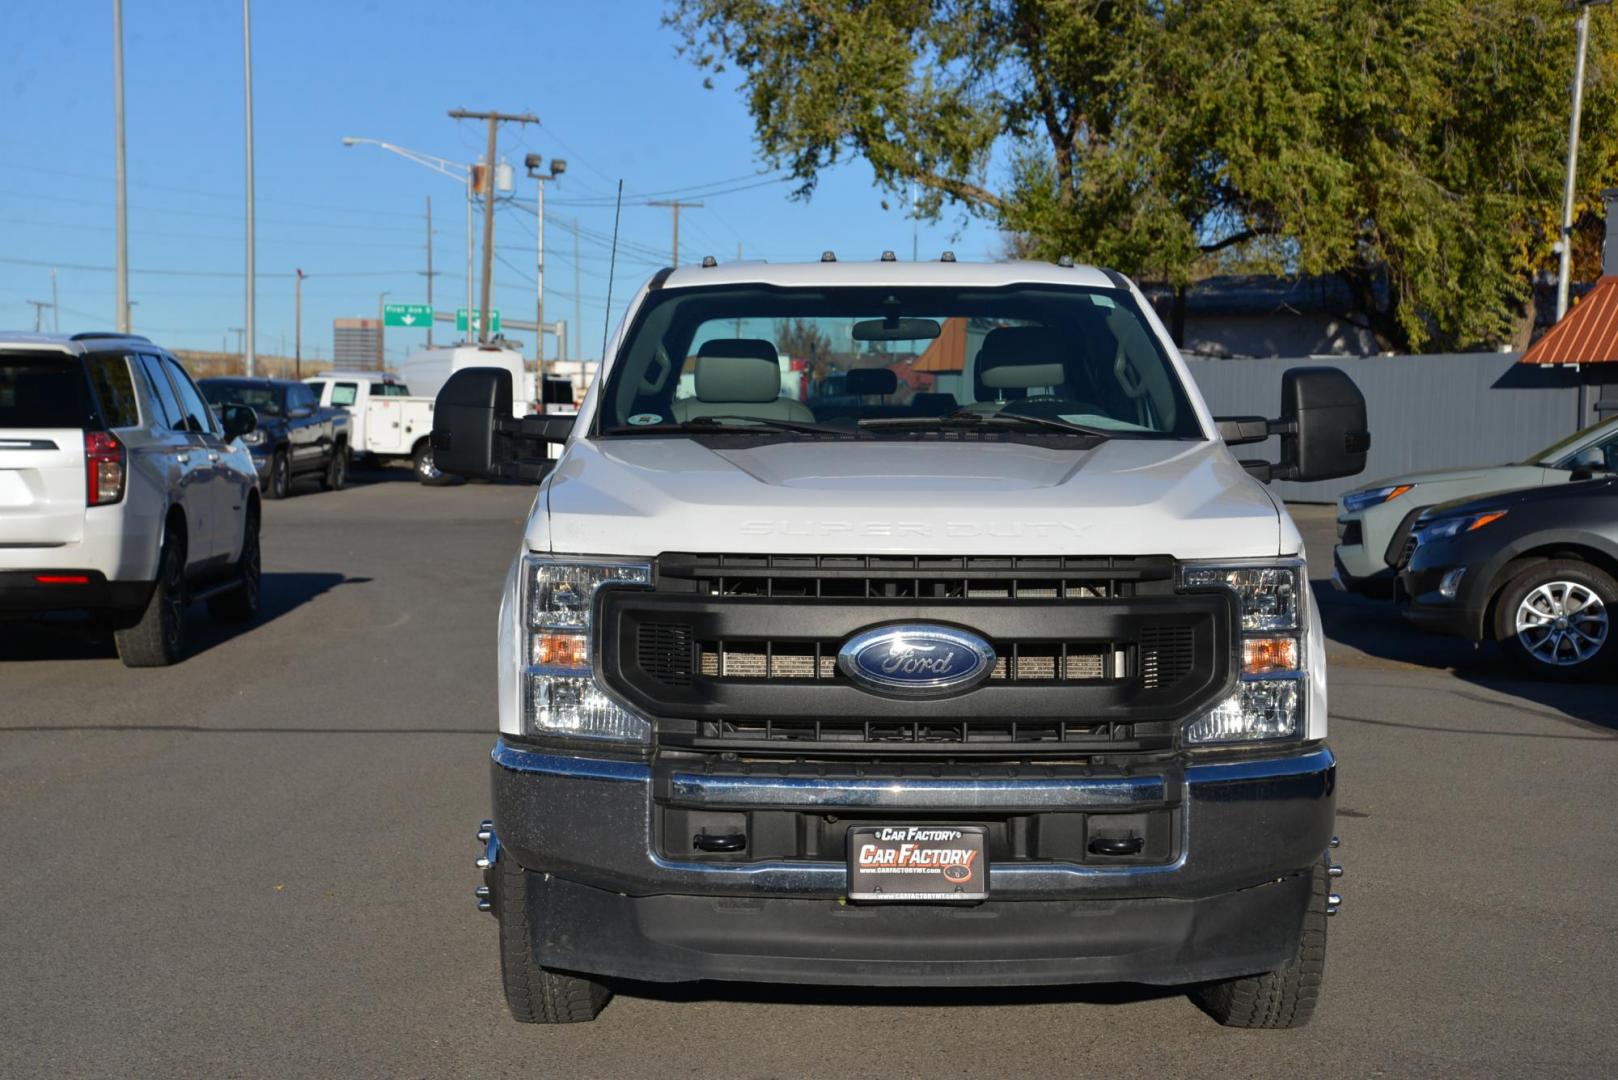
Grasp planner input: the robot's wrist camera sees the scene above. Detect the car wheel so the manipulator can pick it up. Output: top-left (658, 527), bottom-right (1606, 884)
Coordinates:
top-left (267, 450), bottom-right (291, 500)
top-left (1494, 559), bottom-right (1615, 680)
top-left (320, 445), bottom-right (349, 491)
top-left (1189, 857), bottom-right (1329, 1028)
top-left (208, 504), bottom-right (261, 623)
top-left (414, 441), bottom-right (454, 486)
top-left (115, 531), bottom-right (187, 667)
top-left (494, 853), bottom-right (611, 1023)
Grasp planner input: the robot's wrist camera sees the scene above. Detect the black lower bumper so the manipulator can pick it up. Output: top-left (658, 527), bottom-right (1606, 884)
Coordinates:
top-left (0, 570), bottom-right (152, 618)
top-left (516, 868), bottom-right (1312, 987)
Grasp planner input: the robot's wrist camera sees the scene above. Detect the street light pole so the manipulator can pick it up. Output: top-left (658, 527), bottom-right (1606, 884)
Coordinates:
top-left (294, 268), bottom-right (306, 379)
top-left (242, 0), bottom-right (257, 375)
top-left (112, 0), bottom-right (130, 333)
top-left (376, 291), bottom-right (389, 369)
top-left (424, 196), bottom-right (434, 349)
top-left (1556, 1), bottom-right (1607, 321)
top-left (524, 154), bottom-right (566, 374)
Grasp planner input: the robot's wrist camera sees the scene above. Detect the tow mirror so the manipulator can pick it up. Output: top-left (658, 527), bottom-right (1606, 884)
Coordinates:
top-left (1217, 367), bottom-right (1369, 483)
top-left (431, 367), bottom-right (572, 482)
top-left (219, 404), bottom-right (258, 441)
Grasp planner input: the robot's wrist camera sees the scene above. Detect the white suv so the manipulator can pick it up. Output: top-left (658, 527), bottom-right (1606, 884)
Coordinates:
top-left (0, 332), bottom-right (262, 666)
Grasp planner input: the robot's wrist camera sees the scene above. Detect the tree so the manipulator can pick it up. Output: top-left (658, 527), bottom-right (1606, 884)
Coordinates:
top-left (667, 0), bottom-right (1618, 352)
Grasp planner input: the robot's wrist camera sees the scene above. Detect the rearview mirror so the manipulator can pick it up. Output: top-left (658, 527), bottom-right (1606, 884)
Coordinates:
top-left (1275, 367), bottom-right (1369, 481)
top-left (431, 367), bottom-right (571, 482)
top-left (851, 317), bottom-right (942, 342)
top-left (219, 404), bottom-right (258, 441)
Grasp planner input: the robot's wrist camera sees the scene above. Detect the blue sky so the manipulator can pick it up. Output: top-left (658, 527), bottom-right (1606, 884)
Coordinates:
top-left (0, 1), bottom-right (1000, 364)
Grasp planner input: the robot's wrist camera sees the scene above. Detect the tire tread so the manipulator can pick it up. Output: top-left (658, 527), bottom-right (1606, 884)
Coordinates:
top-left (1189, 858), bottom-right (1328, 1029)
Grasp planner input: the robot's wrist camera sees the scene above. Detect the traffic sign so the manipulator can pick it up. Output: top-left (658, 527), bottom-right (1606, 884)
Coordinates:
top-left (383, 303), bottom-right (432, 328)
top-left (456, 307), bottom-right (501, 333)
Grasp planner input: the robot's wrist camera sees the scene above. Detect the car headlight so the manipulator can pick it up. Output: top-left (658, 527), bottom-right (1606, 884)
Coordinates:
top-left (1415, 510), bottom-right (1507, 544)
top-left (1180, 561), bottom-right (1306, 745)
top-left (520, 555), bottom-right (651, 743)
top-left (1341, 483), bottom-right (1413, 514)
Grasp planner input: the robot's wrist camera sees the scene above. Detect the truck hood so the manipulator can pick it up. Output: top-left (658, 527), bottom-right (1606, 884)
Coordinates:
top-left (536, 436), bottom-right (1283, 559)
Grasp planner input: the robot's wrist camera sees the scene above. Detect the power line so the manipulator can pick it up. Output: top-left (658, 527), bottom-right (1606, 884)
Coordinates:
top-left (0, 255), bottom-right (422, 279)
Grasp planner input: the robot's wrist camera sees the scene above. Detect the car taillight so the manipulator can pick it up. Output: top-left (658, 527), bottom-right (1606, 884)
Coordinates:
top-left (85, 431), bottom-right (125, 506)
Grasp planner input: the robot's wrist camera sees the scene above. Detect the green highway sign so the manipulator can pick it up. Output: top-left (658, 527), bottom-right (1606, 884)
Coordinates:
top-left (455, 307), bottom-right (500, 334)
top-left (383, 303), bottom-right (432, 328)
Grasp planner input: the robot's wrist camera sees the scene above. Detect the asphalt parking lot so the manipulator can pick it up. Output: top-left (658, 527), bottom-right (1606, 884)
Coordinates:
top-left (2, 475), bottom-right (1614, 1079)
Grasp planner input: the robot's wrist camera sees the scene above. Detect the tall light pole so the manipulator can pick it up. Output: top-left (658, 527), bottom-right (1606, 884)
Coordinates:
top-left (1556, 1), bottom-right (1611, 321)
top-left (112, 0), bottom-right (129, 333)
top-left (341, 136), bottom-right (474, 344)
top-left (524, 154), bottom-right (566, 373)
top-left (242, 0), bottom-right (257, 375)
top-left (376, 291), bottom-right (389, 369)
top-left (423, 196), bottom-right (434, 348)
top-left (448, 110), bottom-right (540, 343)
top-left (294, 268), bottom-right (306, 379)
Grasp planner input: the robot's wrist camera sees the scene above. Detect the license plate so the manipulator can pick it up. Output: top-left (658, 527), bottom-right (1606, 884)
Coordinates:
top-left (847, 825), bottom-right (988, 901)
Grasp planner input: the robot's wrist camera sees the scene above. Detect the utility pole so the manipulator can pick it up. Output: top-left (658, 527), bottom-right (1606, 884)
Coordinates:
top-left (648, 200), bottom-right (702, 267)
top-left (112, 0), bottom-right (129, 333)
top-left (242, 0), bottom-right (257, 375)
top-left (573, 217), bottom-right (581, 363)
top-left (1557, 1), bottom-right (1608, 321)
top-left (376, 291), bottom-right (389, 369)
top-left (448, 109), bottom-right (539, 343)
top-left (229, 328), bottom-right (244, 359)
top-left (424, 196), bottom-right (434, 348)
top-left (524, 154), bottom-right (566, 373)
top-left (50, 267), bottom-right (59, 332)
top-left (26, 300), bottom-right (51, 332)
top-left (294, 268), bottom-right (306, 379)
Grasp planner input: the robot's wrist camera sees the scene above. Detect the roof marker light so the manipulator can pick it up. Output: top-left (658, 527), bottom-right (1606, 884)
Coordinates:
top-left (940, 251), bottom-right (956, 262)
top-left (880, 250), bottom-right (896, 262)
top-left (820, 251), bottom-right (837, 262)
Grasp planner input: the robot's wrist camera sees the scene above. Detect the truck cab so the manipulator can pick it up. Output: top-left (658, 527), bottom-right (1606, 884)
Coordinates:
top-left (304, 372), bottom-right (447, 484)
top-left (431, 258), bottom-right (1368, 1028)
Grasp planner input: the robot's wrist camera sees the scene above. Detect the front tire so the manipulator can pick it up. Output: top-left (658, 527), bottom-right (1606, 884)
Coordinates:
top-left (209, 504), bottom-right (261, 623)
top-left (266, 450), bottom-right (291, 500)
top-left (1494, 559), bottom-right (1615, 680)
top-left (494, 855), bottom-right (611, 1023)
top-left (115, 532), bottom-right (187, 668)
top-left (414, 441), bottom-right (453, 486)
top-left (1189, 858), bottom-right (1328, 1029)
top-left (319, 445), bottom-right (348, 491)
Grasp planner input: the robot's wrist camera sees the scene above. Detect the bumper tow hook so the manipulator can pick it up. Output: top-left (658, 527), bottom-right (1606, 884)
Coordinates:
top-left (475, 819), bottom-right (499, 914)
top-left (1326, 835), bottom-right (1344, 916)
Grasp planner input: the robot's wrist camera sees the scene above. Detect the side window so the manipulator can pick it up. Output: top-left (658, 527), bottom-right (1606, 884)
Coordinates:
top-left (164, 357), bottom-right (215, 435)
top-left (330, 382), bottom-right (358, 406)
top-left (85, 353), bottom-right (142, 428)
top-left (137, 353), bottom-right (182, 429)
top-left (292, 384), bottom-right (318, 411)
top-left (379, 383), bottom-right (410, 397)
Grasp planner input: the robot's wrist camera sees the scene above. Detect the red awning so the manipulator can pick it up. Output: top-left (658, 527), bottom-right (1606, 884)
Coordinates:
top-left (1520, 276), bottom-right (1618, 365)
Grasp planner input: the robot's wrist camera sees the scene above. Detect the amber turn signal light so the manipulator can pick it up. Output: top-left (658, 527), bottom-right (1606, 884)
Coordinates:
top-left (1242, 636), bottom-right (1299, 676)
top-left (536, 632), bottom-right (588, 668)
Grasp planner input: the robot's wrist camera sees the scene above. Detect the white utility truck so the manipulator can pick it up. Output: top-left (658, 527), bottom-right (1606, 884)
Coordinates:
top-left (431, 257), bottom-right (1369, 1029)
top-left (302, 372), bottom-right (449, 485)
top-left (397, 345), bottom-right (528, 417)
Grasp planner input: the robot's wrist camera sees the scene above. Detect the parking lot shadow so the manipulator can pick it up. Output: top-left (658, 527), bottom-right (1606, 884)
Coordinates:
top-left (1313, 579), bottom-right (1618, 735)
top-left (0, 572), bottom-right (363, 663)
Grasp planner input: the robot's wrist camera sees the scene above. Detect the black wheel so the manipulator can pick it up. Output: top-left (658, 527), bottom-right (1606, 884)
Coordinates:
top-left (208, 503), bottom-right (261, 623)
top-left (1189, 858), bottom-right (1328, 1029)
top-left (414, 441), bottom-right (454, 486)
top-left (1493, 559), bottom-right (1615, 680)
top-left (266, 450), bottom-right (291, 500)
top-left (115, 530), bottom-right (187, 668)
top-left (494, 855), bottom-right (611, 1023)
top-left (319, 444), bottom-right (348, 491)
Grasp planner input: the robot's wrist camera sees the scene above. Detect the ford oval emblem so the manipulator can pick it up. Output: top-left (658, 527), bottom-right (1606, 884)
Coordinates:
top-left (837, 624), bottom-right (996, 698)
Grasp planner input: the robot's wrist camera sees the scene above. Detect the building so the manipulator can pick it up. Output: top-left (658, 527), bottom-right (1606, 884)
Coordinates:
top-left (333, 318), bottom-right (381, 369)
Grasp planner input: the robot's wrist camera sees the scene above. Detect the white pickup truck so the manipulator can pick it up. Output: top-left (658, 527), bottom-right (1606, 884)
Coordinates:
top-left (303, 373), bottom-right (448, 485)
top-left (432, 257), bottom-right (1370, 1029)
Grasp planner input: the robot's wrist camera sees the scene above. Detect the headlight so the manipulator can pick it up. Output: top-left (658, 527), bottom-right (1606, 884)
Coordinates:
top-left (1341, 483), bottom-right (1413, 514)
top-left (1415, 510), bottom-right (1507, 544)
top-left (520, 555), bottom-right (651, 743)
top-left (1181, 560), bottom-right (1306, 745)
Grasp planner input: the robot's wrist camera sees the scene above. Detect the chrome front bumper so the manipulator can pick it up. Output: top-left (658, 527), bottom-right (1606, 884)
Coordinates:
top-left (487, 740), bottom-right (1336, 901)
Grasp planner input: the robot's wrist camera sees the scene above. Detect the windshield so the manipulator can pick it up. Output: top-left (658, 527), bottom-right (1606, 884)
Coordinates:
top-left (1527, 416), bottom-right (1618, 466)
top-left (202, 381), bottom-right (283, 417)
top-left (594, 284), bottom-right (1203, 441)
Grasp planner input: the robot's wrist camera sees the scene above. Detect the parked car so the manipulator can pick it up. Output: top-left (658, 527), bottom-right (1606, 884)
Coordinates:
top-left (432, 258), bottom-right (1370, 1028)
top-left (303, 373), bottom-right (447, 484)
top-left (198, 377), bottom-right (351, 498)
top-left (1399, 477), bottom-right (1617, 679)
top-left (1334, 415), bottom-right (1618, 598)
top-left (0, 332), bottom-right (261, 666)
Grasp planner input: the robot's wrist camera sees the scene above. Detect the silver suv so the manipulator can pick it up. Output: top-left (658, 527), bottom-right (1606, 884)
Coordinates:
top-left (0, 332), bottom-right (262, 666)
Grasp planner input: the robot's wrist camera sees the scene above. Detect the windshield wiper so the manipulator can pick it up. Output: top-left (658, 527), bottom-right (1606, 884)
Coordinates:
top-left (603, 414), bottom-right (855, 437)
top-left (858, 409), bottom-right (1116, 439)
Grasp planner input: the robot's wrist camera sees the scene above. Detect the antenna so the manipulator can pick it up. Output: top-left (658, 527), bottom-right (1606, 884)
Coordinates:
top-left (601, 179), bottom-right (624, 364)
